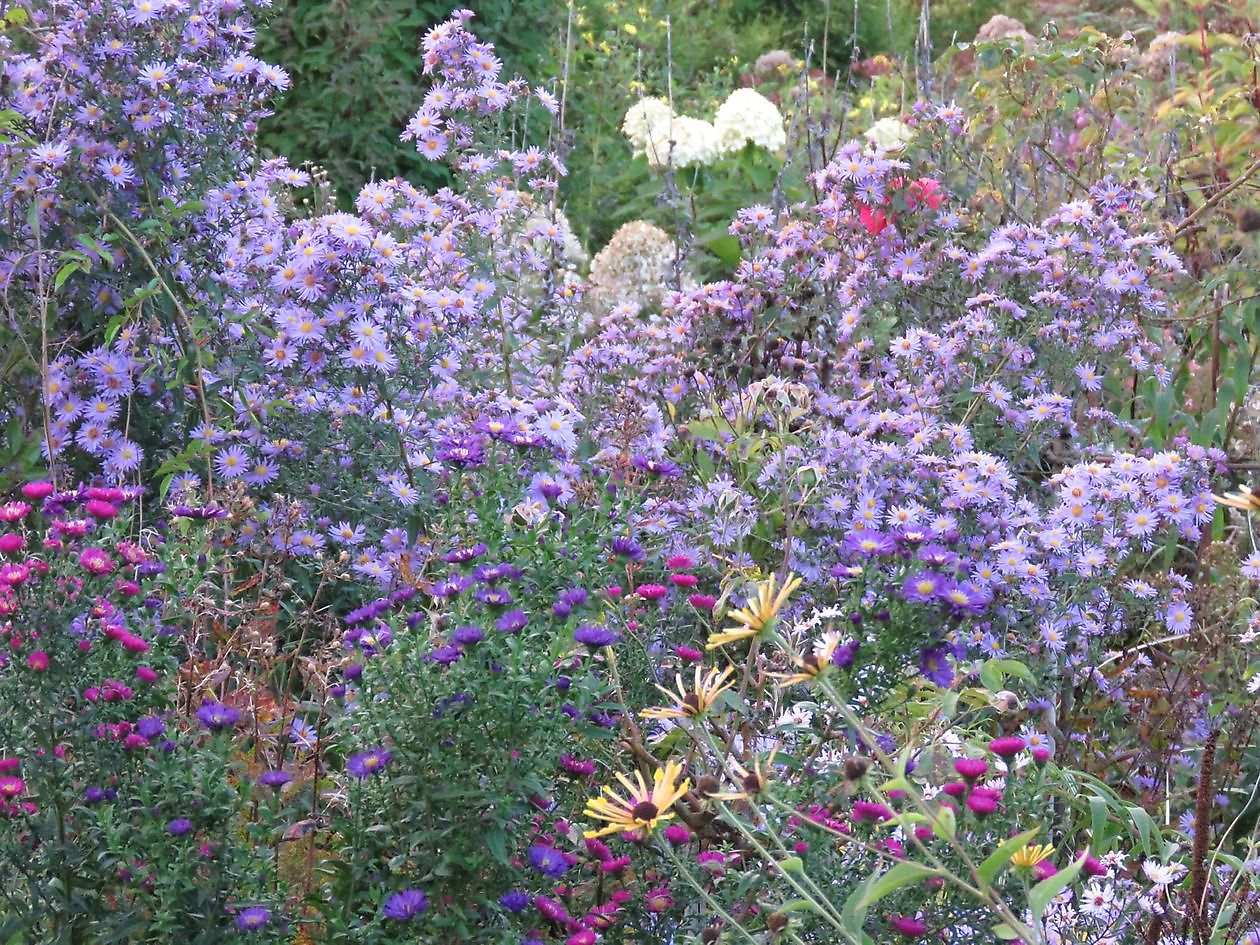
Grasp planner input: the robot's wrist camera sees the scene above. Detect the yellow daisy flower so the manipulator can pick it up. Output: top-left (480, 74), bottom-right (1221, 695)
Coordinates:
top-left (641, 666), bottom-right (735, 720)
top-left (1011, 842), bottom-right (1056, 871)
top-left (583, 760), bottom-right (691, 839)
top-left (706, 572), bottom-right (802, 650)
top-left (771, 633), bottom-right (843, 688)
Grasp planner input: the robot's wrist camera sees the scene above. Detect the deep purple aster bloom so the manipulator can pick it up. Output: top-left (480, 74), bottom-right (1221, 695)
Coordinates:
top-left (171, 504), bottom-right (229, 520)
top-left (382, 888), bottom-right (428, 921)
top-left (136, 716), bottom-right (165, 740)
top-left (426, 644), bottom-right (464, 666)
top-left (611, 536), bottom-right (643, 560)
top-left (918, 646), bottom-right (954, 687)
top-left (435, 436), bottom-right (485, 468)
top-left (441, 542), bottom-right (487, 564)
top-left (917, 543), bottom-right (959, 568)
top-left (196, 699), bottom-right (241, 731)
top-left (499, 889), bottom-right (531, 912)
top-left (631, 454), bottom-right (681, 477)
top-left (831, 640), bottom-right (860, 669)
top-left (347, 748), bottom-right (392, 779)
top-left (939, 581), bottom-right (990, 615)
top-left (528, 844), bottom-right (569, 878)
top-left (258, 770), bottom-right (293, 788)
top-left (496, 609), bottom-right (528, 633)
top-left (573, 624), bottom-right (619, 648)
top-left (476, 586), bottom-right (513, 608)
top-left (235, 906), bottom-right (271, 931)
top-left (167, 818), bottom-right (193, 836)
top-left (452, 625), bottom-right (484, 647)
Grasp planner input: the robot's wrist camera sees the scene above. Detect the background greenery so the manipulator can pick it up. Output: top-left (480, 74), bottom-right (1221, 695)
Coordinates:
top-left (255, 0), bottom-right (1028, 230)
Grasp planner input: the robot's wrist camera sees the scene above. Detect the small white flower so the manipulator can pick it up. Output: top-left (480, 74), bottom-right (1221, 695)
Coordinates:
top-left (1141, 859), bottom-right (1187, 886)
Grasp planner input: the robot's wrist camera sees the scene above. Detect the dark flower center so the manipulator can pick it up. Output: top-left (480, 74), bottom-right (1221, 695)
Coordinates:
top-left (631, 800), bottom-right (660, 822)
top-left (682, 693), bottom-right (702, 713)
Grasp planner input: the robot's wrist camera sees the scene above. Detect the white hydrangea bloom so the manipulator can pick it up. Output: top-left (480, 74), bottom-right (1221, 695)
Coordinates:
top-left (863, 116), bottom-right (914, 151)
top-left (621, 97), bottom-right (673, 152)
top-left (643, 115), bottom-right (722, 170)
top-left (713, 88), bottom-right (786, 154)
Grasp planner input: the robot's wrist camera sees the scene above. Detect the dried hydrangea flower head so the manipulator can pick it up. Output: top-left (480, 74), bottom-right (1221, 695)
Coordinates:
top-left (974, 13), bottom-right (1035, 46)
top-left (586, 220), bottom-right (691, 316)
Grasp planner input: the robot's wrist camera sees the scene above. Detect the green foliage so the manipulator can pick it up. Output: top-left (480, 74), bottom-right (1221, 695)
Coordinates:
top-left (254, 0), bottom-right (564, 205)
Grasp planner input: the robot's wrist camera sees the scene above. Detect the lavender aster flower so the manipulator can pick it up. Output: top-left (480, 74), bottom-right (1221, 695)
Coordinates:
top-left (235, 906), bottom-right (271, 931)
top-left (527, 844), bottom-right (569, 878)
top-left (196, 699), bottom-right (241, 731)
top-left (347, 748), bottom-right (392, 779)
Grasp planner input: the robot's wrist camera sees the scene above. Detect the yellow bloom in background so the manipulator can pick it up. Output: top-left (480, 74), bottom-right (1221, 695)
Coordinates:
top-left (710, 749), bottom-right (779, 801)
top-left (771, 634), bottom-right (843, 688)
top-left (641, 665), bottom-right (735, 720)
top-left (1214, 485), bottom-right (1260, 511)
top-left (1011, 842), bottom-right (1056, 870)
top-left (583, 761), bottom-right (691, 838)
top-left (707, 572), bottom-right (802, 649)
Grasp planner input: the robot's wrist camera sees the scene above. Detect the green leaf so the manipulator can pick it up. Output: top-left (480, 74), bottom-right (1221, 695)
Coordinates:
top-left (976, 827), bottom-right (1042, 884)
top-left (858, 861), bottom-right (943, 909)
top-left (1029, 852), bottom-right (1089, 925)
top-left (979, 658), bottom-right (1034, 690)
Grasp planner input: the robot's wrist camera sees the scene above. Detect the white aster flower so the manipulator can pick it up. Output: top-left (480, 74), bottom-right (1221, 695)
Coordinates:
top-left (1141, 859), bottom-right (1187, 886)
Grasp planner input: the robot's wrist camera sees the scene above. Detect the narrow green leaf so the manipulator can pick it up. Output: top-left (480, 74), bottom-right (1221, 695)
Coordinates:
top-left (1029, 852), bottom-right (1088, 924)
top-left (858, 861), bottom-right (943, 909)
top-left (976, 827), bottom-right (1042, 884)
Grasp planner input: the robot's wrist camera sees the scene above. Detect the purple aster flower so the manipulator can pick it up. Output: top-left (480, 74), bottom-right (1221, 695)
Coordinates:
top-left (902, 571), bottom-right (946, 603)
top-left (452, 625), bottom-right (484, 647)
top-left (573, 624), bottom-right (619, 648)
top-left (235, 906), bottom-right (271, 931)
top-left (476, 586), bottom-right (513, 608)
top-left (496, 610), bottom-right (528, 633)
top-left (347, 748), bottom-right (392, 779)
top-left (196, 699), bottom-right (241, 731)
top-left (831, 640), bottom-right (861, 669)
top-left (258, 770), bottom-right (293, 788)
top-left (500, 890), bottom-right (531, 912)
top-left (631, 454), bottom-right (682, 477)
top-left (528, 844), bottom-right (569, 878)
top-left (918, 646), bottom-right (954, 687)
top-left (382, 888), bottom-right (428, 921)
top-left (842, 531), bottom-right (896, 557)
top-left (136, 716), bottom-right (165, 740)
top-left (167, 818), bottom-right (193, 836)
top-left (611, 536), bottom-right (644, 560)
top-left (426, 644), bottom-right (464, 666)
